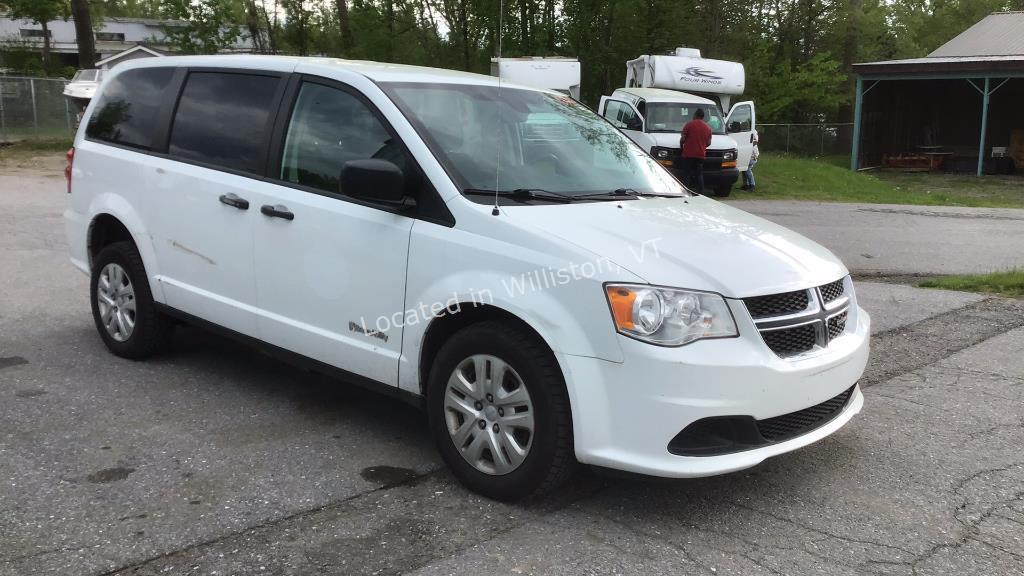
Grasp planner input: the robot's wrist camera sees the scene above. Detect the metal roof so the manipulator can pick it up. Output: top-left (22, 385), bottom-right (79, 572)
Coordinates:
top-left (853, 12), bottom-right (1024, 76)
top-left (929, 12), bottom-right (1024, 57)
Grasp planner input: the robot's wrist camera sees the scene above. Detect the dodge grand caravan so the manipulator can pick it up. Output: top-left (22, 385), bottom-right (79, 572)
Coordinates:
top-left (65, 56), bottom-right (869, 501)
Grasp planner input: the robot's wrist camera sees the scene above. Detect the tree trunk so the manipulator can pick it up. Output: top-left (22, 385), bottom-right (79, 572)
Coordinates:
top-left (460, 0), bottom-right (469, 70)
top-left (386, 0), bottom-right (395, 60)
top-left (265, 0), bottom-right (279, 54)
top-left (336, 0), bottom-right (354, 52)
top-left (71, 0), bottom-right (96, 68)
top-left (838, 0), bottom-right (862, 125)
top-left (520, 0), bottom-right (529, 53)
top-left (543, 0), bottom-right (554, 53)
top-left (41, 20), bottom-right (52, 67)
top-left (244, 0), bottom-right (265, 53)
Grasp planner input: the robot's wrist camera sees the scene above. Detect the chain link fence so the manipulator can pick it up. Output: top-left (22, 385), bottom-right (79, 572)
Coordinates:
top-left (758, 123), bottom-right (854, 160)
top-left (0, 76), bottom-right (75, 143)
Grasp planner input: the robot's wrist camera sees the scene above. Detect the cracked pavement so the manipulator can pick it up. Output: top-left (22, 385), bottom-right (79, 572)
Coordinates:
top-left (2, 164), bottom-right (1023, 575)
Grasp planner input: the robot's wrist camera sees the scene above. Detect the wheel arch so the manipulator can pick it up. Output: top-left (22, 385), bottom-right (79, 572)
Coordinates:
top-left (87, 213), bottom-right (134, 267)
top-left (418, 302), bottom-right (562, 397)
top-left (84, 193), bottom-right (165, 302)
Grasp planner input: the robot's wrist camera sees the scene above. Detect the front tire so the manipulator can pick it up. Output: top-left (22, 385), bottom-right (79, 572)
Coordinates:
top-left (427, 322), bottom-right (575, 501)
top-left (90, 241), bottom-right (173, 359)
top-left (713, 185), bottom-right (732, 197)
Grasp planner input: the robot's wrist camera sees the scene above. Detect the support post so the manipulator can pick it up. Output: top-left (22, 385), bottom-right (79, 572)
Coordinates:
top-left (977, 77), bottom-right (990, 177)
top-left (0, 77), bottom-right (6, 143)
top-left (851, 76), bottom-right (864, 170)
top-left (30, 78), bottom-right (38, 136)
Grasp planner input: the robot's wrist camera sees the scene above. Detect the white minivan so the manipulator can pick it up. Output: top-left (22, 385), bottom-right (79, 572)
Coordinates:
top-left (65, 56), bottom-right (869, 500)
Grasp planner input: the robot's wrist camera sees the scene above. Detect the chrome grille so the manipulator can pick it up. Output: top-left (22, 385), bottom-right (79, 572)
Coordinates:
top-left (744, 277), bottom-right (851, 358)
top-left (820, 279), bottom-right (845, 303)
top-left (743, 290), bottom-right (810, 319)
top-left (761, 323), bottom-right (818, 356)
top-left (827, 311), bottom-right (848, 340)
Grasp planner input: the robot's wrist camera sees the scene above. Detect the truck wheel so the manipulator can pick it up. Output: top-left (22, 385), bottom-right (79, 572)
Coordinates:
top-left (426, 322), bottom-right (575, 501)
top-left (90, 241), bottom-right (173, 359)
top-left (713, 185), bottom-right (732, 198)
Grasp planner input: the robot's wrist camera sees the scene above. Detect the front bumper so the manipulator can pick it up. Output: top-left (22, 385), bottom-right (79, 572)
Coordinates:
top-left (560, 302), bottom-right (870, 478)
top-left (665, 163), bottom-right (739, 190)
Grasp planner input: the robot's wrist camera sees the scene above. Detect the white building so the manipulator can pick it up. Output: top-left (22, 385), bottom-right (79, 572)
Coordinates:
top-left (0, 15), bottom-right (252, 68)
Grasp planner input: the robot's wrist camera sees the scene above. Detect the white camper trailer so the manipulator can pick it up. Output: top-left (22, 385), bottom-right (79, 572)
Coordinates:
top-left (622, 48), bottom-right (757, 175)
top-left (490, 57), bottom-right (581, 100)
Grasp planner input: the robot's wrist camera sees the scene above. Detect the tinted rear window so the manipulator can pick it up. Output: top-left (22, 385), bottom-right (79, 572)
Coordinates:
top-left (86, 67), bottom-right (175, 150)
top-left (168, 72), bottom-right (280, 174)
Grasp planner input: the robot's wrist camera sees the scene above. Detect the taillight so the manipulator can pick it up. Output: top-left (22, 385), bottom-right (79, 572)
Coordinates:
top-left (65, 147), bottom-right (74, 193)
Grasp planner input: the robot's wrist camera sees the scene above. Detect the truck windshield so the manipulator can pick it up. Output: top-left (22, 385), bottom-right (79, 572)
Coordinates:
top-left (383, 82), bottom-right (685, 200)
top-left (645, 102), bottom-right (725, 135)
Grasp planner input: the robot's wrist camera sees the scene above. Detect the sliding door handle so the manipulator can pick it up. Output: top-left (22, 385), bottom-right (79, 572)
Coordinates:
top-left (260, 204), bottom-right (294, 221)
top-left (219, 193), bottom-right (249, 210)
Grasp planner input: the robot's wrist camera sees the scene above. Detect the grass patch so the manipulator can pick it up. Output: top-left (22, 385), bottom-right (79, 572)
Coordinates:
top-left (732, 153), bottom-right (1024, 208)
top-left (0, 138), bottom-right (73, 170)
top-left (919, 270), bottom-right (1024, 297)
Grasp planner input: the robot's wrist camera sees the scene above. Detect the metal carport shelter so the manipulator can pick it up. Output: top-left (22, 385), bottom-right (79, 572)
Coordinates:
top-left (850, 12), bottom-right (1024, 176)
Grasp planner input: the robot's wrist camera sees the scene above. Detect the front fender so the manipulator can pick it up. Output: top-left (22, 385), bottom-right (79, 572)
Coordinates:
top-left (396, 211), bottom-right (643, 394)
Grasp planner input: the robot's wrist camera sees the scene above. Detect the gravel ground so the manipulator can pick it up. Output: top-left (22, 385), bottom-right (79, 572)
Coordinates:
top-left (2, 161), bottom-right (1023, 576)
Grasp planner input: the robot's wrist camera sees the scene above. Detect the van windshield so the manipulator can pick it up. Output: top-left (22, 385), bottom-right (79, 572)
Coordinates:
top-left (382, 82), bottom-right (686, 200)
top-left (72, 70), bottom-right (98, 82)
top-left (645, 102), bottom-right (725, 135)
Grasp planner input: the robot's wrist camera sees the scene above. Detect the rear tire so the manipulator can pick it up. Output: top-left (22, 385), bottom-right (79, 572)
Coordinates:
top-left (426, 322), bottom-right (575, 501)
top-left (90, 241), bottom-right (173, 359)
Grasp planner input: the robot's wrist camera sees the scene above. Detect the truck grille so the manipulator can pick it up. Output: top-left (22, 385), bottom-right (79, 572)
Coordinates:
top-left (744, 278), bottom-right (851, 358)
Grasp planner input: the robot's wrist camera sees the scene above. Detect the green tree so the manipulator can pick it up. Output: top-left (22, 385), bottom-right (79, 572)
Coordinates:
top-left (160, 0), bottom-right (244, 55)
top-left (2, 0), bottom-right (69, 66)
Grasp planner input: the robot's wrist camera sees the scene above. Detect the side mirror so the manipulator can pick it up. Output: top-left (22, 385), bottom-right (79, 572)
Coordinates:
top-left (340, 159), bottom-right (415, 209)
top-left (727, 121), bottom-right (742, 133)
top-left (625, 116), bottom-right (643, 131)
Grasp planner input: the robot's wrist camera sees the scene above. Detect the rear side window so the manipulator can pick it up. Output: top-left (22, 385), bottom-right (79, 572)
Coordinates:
top-left (86, 67), bottom-right (174, 150)
top-left (168, 72), bottom-right (280, 175)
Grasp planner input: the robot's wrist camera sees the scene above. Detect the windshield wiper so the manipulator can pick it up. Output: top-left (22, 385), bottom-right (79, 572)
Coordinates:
top-left (575, 188), bottom-right (682, 200)
top-left (463, 188), bottom-right (577, 203)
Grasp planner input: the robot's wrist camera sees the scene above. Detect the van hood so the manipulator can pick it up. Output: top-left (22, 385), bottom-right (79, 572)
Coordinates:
top-left (647, 131), bottom-right (738, 152)
top-left (505, 196), bottom-right (847, 298)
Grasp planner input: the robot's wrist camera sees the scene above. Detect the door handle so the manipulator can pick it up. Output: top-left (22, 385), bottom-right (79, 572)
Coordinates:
top-left (219, 193), bottom-right (249, 210)
top-left (260, 204), bottom-right (294, 221)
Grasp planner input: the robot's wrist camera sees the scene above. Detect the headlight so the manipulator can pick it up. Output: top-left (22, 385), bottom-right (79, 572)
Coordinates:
top-left (723, 149), bottom-right (737, 161)
top-left (650, 146), bottom-right (673, 159)
top-left (605, 284), bottom-right (738, 346)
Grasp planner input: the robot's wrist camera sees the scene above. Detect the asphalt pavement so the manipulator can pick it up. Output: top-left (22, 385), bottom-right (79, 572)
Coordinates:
top-left (2, 163), bottom-right (1023, 575)
top-left (732, 199), bottom-right (1024, 276)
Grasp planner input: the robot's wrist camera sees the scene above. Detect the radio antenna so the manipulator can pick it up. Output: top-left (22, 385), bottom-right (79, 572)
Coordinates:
top-left (491, 0), bottom-right (504, 216)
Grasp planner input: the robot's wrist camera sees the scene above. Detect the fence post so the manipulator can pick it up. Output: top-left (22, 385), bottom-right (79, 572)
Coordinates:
top-left (820, 125), bottom-right (824, 156)
top-left (0, 76), bottom-right (5, 143)
top-left (786, 125), bottom-right (791, 153)
top-left (30, 78), bottom-right (39, 136)
top-left (65, 89), bottom-right (72, 133)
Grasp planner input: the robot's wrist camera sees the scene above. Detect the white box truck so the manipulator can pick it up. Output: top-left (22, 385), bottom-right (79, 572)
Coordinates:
top-left (608, 48), bottom-right (757, 190)
top-left (598, 87), bottom-right (739, 196)
top-left (490, 57), bottom-right (581, 100)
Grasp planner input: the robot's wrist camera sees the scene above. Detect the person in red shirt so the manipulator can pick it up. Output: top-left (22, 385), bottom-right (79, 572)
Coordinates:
top-left (679, 108), bottom-right (713, 193)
